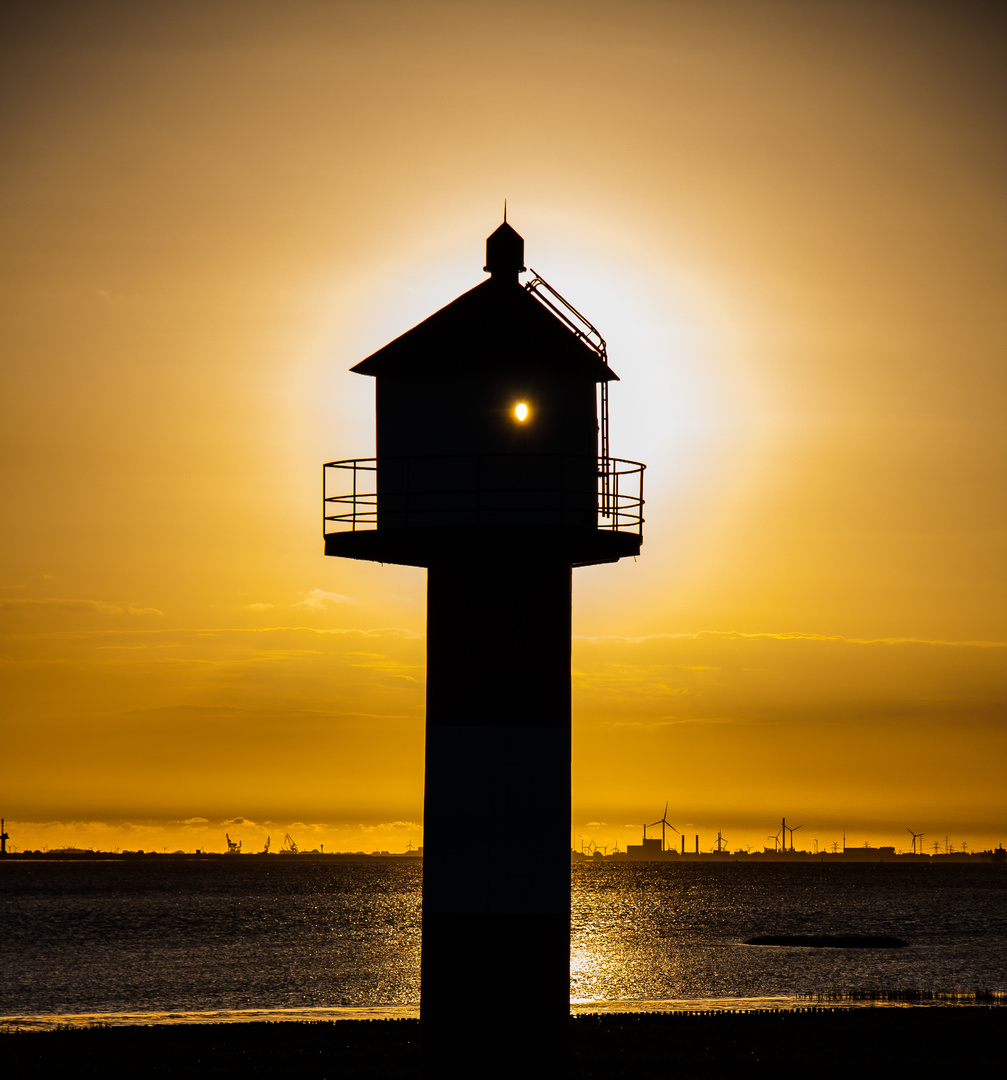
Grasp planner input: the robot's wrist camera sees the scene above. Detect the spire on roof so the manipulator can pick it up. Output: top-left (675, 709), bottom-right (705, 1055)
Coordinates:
top-left (484, 219), bottom-right (526, 282)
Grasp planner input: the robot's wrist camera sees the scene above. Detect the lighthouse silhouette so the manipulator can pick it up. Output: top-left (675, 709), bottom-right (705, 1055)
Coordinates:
top-left (324, 219), bottom-right (644, 1076)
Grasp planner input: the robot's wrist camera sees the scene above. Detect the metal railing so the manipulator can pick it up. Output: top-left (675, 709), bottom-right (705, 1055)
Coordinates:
top-left (323, 454), bottom-right (644, 536)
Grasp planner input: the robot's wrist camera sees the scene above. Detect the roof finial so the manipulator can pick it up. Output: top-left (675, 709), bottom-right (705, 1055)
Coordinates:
top-left (503, 199), bottom-right (507, 224)
top-left (484, 217), bottom-right (526, 280)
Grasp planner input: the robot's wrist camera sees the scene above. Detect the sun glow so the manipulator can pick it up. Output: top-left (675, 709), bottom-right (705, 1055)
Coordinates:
top-left (514, 402), bottom-right (529, 422)
top-left (2, 2), bottom-right (1003, 857)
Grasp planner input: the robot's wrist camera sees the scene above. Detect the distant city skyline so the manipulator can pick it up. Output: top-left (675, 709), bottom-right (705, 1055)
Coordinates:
top-left (5, 808), bottom-right (1003, 860)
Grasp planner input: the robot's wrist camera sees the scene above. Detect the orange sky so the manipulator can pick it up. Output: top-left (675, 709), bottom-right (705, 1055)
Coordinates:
top-left (2, 1), bottom-right (1004, 855)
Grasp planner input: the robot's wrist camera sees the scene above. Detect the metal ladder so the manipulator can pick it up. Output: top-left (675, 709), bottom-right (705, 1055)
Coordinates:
top-left (524, 271), bottom-right (613, 517)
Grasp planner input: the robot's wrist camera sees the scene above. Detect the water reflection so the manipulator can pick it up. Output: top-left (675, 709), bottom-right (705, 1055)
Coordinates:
top-left (1, 860), bottom-right (1001, 1021)
top-left (571, 862), bottom-right (1005, 1006)
top-left (1, 860), bottom-right (423, 1016)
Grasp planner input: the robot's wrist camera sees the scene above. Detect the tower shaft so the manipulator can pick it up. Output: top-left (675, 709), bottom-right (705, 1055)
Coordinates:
top-left (422, 555), bottom-right (571, 1073)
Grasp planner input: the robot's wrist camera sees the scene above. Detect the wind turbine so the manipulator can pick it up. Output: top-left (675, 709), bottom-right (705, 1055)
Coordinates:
top-left (906, 827), bottom-right (925, 855)
top-left (768, 832), bottom-right (781, 852)
top-left (647, 802), bottom-right (679, 852)
top-left (786, 823), bottom-right (803, 853)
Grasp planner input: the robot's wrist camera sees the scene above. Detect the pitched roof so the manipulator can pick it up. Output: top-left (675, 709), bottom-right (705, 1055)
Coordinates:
top-left (351, 277), bottom-right (618, 382)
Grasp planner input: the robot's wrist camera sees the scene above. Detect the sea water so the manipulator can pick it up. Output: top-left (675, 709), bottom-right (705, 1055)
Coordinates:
top-left (1, 859), bottom-right (1003, 1028)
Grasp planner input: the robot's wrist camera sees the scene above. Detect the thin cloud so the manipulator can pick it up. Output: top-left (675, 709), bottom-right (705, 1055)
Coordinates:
top-left (575, 630), bottom-right (1007, 648)
top-left (0, 598), bottom-right (162, 616)
top-left (8, 625), bottom-right (423, 641)
top-left (295, 589), bottom-right (359, 609)
top-left (353, 821), bottom-right (421, 835)
top-left (607, 717), bottom-right (738, 729)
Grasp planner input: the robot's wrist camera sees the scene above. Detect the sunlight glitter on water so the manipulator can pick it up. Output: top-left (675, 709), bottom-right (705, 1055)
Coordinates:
top-left (4, 860), bottom-right (1002, 1026)
top-left (0, 1006), bottom-right (421, 1031)
top-left (571, 996), bottom-right (801, 1014)
top-left (0, 996), bottom-right (826, 1031)
top-left (7, 996), bottom-right (940, 1032)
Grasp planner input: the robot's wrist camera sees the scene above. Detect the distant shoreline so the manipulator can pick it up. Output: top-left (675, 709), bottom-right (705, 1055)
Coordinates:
top-left (2, 849), bottom-right (1003, 864)
top-left (5, 991), bottom-right (1003, 1033)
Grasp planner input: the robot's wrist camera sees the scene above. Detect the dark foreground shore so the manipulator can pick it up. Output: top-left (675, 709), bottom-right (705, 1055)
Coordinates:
top-left (4, 1008), bottom-right (1002, 1078)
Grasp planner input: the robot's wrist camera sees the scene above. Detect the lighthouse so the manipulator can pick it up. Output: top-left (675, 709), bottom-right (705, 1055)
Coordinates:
top-left (323, 220), bottom-right (644, 1075)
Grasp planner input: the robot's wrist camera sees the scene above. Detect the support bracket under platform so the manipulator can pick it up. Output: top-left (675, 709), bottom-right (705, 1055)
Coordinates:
top-left (324, 523), bottom-right (641, 568)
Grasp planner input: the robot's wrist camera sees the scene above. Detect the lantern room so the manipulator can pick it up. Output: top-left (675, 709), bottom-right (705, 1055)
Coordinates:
top-left (323, 220), bottom-right (645, 567)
